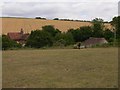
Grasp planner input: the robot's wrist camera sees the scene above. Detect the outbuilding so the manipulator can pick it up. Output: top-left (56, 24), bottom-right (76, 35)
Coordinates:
top-left (7, 29), bottom-right (29, 45)
top-left (82, 37), bottom-right (108, 47)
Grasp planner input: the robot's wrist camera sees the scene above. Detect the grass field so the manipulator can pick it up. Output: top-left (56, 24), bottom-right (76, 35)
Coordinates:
top-left (2, 48), bottom-right (118, 88)
top-left (1, 17), bottom-right (112, 34)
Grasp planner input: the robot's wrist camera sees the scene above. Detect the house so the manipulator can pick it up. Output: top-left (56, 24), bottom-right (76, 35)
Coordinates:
top-left (82, 37), bottom-right (108, 47)
top-left (7, 29), bottom-right (29, 45)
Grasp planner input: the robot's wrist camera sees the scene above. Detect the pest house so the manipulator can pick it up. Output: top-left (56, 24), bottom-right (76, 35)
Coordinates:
top-left (7, 29), bottom-right (29, 45)
top-left (82, 37), bottom-right (108, 47)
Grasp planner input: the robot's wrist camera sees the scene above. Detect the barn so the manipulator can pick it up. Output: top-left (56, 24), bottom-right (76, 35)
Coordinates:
top-left (82, 37), bottom-right (108, 47)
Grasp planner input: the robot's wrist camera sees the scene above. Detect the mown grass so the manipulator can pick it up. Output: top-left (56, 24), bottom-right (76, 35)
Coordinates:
top-left (2, 48), bottom-right (118, 88)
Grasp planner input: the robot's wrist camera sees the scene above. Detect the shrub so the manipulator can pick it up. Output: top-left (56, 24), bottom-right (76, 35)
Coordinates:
top-left (53, 39), bottom-right (66, 47)
top-left (55, 32), bottom-right (74, 46)
top-left (2, 35), bottom-right (22, 50)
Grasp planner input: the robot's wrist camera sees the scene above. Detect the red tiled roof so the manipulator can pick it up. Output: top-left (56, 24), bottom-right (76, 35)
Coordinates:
top-left (7, 32), bottom-right (22, 40)
top-left (7, 32), bottom-right (29, 41)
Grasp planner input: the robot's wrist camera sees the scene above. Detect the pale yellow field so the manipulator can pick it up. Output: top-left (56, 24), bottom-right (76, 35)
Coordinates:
top-left (1, 17), bottom-right (112, 34)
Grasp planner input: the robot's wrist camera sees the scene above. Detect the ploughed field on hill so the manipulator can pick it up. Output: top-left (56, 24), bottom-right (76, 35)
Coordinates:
top-left (1, 17), bottom-right (112, 34)
top-left (3, 48), bottom-right (118, 88)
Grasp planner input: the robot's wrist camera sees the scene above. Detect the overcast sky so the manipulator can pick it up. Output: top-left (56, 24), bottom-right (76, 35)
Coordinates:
top-left (1, 0), bottom-right (119, 21)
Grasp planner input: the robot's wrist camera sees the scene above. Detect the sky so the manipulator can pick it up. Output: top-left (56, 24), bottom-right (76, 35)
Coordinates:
top-left (0, 0), bottom-right (119, 21)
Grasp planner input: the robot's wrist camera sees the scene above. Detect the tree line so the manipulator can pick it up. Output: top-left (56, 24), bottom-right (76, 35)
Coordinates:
top-left (1, 17), bottom-right (120, 50)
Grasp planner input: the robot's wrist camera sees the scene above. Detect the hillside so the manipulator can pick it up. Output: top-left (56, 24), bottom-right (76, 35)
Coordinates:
top-left (1, 17), bottom-right (112, 34)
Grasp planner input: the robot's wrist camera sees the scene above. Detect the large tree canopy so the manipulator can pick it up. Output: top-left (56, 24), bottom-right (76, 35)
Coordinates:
top-left (103, 29), bottom-right (114, 42)
top-left (26, 30), bottom-right (53, 48)
top-left (42, 25), bottom-right (61, 37)
top-left (92, 18), bottom-right (104, 38)
top-left (68, 26), bottom-right (92, 42)
top-left (111, 16), bottom-right (120, 39)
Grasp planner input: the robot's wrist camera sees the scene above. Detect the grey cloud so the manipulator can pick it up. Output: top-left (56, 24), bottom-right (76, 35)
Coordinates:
top-left (2, 0), bottom-right (120, 2)
top-left (2, 2), bottom-right (118, 21)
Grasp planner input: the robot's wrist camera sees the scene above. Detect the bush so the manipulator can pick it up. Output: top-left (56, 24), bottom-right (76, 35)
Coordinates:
top-left (91, 42), bottom-right (116, 48)
top-left (2, 35), bottom-right (22, 50)
top-left (53, 39), bottom-right (66, 47)
top-left (55, 32), bottom-right (74, 46)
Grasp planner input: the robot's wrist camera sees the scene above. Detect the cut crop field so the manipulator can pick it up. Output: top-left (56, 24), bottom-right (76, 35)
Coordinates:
top-left (1, 17), bottom-right (112, 34)
top-left (2, 48), bottom-right (118, 88)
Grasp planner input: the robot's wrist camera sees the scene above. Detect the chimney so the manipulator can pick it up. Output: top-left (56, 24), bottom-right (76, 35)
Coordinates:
top-left (20, 28), bottom-right (24, 34)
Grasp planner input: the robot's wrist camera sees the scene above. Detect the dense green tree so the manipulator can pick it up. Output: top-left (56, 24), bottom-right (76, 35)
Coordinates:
top-left (79, 26), bottom-right (93, 41)
top-left (26, 30), bottom-right (53, 48)
top-left (53, 18), bottom-right (59, 20)
top-left (35, 17), bottom-right (46, 20)
top-left (92, 18), bottom-right (104, 37)
top-left (111, 16), bottom-right (120, 39)
top-left (0, 36), bottom-right (2, 50)
top-left (68, 29), bottom-right (81, 42)
top-left (103, 29), bottom-right (114, 42)
top-left (68, 26), bottom-right (92, 42)
top-left (42, 25), bottom-right (61, 37)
